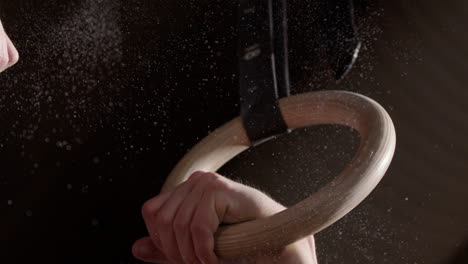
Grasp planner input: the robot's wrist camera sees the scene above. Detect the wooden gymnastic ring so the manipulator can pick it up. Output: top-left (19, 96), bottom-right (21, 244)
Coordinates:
top-left (161, 90), bottom-right (396, 258)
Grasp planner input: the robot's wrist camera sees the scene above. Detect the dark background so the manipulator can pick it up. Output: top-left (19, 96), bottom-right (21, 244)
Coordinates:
top-left (0, 0), bottom-right (467, 263)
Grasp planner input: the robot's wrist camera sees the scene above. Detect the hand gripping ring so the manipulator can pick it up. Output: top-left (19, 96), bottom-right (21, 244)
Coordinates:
top-left (161, 90), bottom-right (396, 258)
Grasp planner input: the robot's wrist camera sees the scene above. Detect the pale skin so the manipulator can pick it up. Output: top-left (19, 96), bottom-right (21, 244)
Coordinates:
top-left (132, 171), bottom-right (318, 264)
top-left (0, 19), bottom-right (19, 72)
top-left (0, 17), bottom-right (317, 264)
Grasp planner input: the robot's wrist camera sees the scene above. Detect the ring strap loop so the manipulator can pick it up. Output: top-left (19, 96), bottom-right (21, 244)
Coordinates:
top-left (238, 0), bottom-right (290, 146)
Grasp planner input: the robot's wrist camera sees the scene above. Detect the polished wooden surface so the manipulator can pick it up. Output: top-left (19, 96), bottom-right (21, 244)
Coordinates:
top-left (162, 91), bottom-right (396, 258)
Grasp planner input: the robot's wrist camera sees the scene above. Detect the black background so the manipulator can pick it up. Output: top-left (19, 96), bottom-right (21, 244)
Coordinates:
top-left (0, 0), bottom-right (467, 263)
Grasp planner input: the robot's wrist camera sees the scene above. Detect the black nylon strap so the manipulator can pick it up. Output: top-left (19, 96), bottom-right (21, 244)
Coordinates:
top-left (238, 0), bottom-right (290, 146)
top-left (238, 0), bottom-right (361, 146)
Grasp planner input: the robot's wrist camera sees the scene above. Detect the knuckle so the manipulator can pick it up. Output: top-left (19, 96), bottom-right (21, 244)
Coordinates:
top-left (202, 172), bottom-right (219, 180)
top-left (197, 171), bottom-right (218, 183)
top-left (141, 200), bottom-right (154, 218)
top-left (156, 213), bottom-right (172, 227)
top-left (189, 170), bottom-right (205, 179)
top-left (206, 176), bottom-right (229, 192)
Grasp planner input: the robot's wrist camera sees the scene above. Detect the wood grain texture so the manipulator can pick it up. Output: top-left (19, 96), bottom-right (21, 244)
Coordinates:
top-left (161, 90), bottom-right (396, 258)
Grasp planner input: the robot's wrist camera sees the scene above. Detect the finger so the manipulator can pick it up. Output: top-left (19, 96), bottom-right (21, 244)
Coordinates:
top-left (6, 35), bottom-right (19, 67)
top-left (174, 173), bottom-right (218, 264)
top-left (132, 236), bottom-right (168, 263)
top-left (191, 179), bottom-right (225, 264)
top-left (156, 172), bottom-right (205, 263)
top-left (141, 191), bottom-right (172, 250)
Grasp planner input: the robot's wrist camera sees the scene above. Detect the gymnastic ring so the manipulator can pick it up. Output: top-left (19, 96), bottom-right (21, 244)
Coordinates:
top-left (161, 90), bottom-right (396, 258)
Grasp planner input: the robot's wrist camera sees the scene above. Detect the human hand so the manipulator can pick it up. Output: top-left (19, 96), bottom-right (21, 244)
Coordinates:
top-left (132, 171), bottom-right (318, 264)
top-left (0, 19), bottom-right (19, 72)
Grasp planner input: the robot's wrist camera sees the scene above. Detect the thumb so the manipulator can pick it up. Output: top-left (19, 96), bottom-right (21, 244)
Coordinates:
top-left (132, 237), bottom-right (168, 263)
